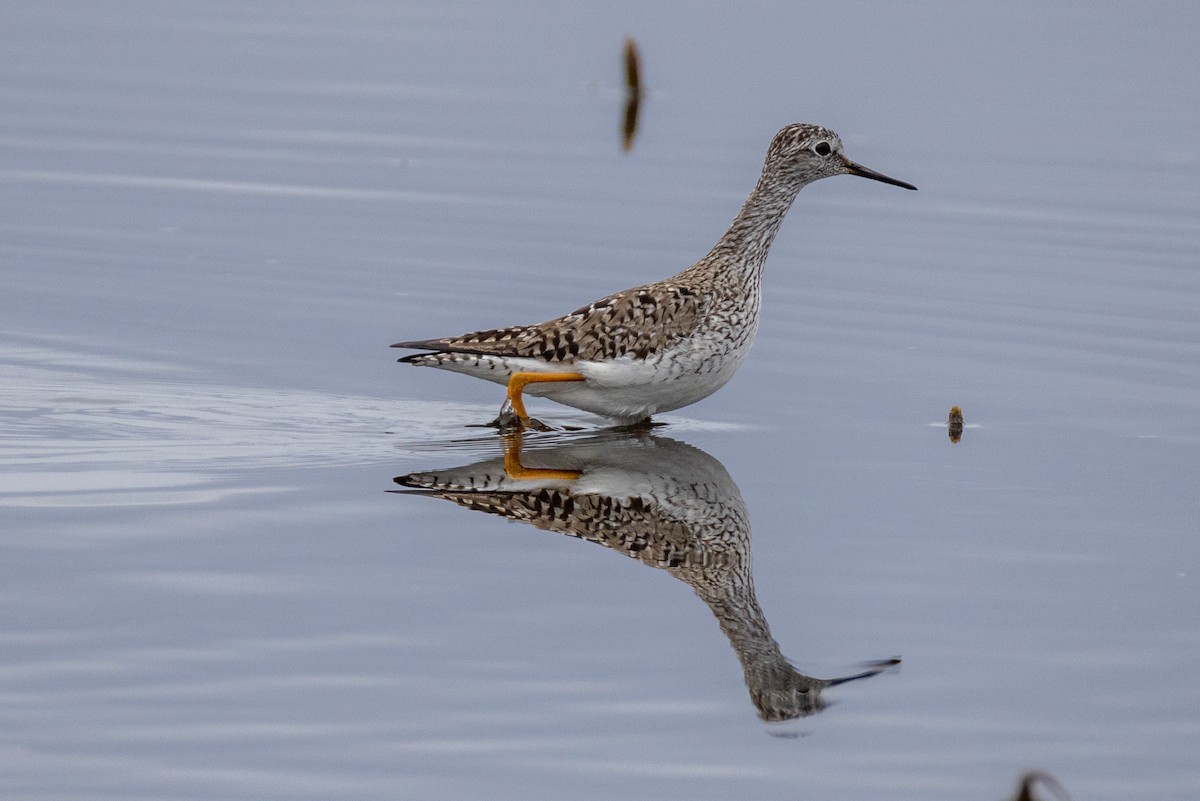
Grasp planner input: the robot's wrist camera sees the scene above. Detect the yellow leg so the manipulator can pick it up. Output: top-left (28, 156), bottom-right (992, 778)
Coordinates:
top-left (502, 431), bottom-right (582, 481)
top-left (506, 371), bottom-right (584, 424)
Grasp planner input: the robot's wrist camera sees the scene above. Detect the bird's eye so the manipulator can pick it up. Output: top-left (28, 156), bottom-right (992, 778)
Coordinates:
top-left (813, 141), bottom-right (832, 156)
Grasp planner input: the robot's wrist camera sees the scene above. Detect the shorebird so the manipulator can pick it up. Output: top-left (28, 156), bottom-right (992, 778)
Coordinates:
top-left (393, 123), bottom-right (915, 426)
top-left (394, 430), bottom-right (898, 720)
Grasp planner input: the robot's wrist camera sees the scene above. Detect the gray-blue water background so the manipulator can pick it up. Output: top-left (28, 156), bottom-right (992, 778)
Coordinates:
top-left (2, 3), bottom-right (1198, 799)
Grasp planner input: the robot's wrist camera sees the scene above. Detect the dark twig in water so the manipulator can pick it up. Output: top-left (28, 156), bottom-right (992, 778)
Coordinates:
top-left (621, 37), bottom-right (643, 151)
top-left (1014, 770), bottom-right (1072, 801)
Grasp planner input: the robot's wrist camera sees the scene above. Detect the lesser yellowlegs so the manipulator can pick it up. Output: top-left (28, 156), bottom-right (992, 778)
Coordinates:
top-left (393, 123), bottom-right (916, 425)
top-left (394, 430), bottom-right (898, 721)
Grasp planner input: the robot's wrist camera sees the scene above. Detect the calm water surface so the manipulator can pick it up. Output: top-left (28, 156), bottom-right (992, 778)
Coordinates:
top-left (2, 2), bottom-right (1198, 799)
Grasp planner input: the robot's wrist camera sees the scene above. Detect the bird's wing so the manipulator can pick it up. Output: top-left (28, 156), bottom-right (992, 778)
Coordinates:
top-left (398, 484), bottom-right (707, 569)
top-left (392, 280), bottom-right (705, 363)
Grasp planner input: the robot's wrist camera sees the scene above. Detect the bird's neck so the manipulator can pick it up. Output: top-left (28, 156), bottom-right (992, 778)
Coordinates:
top-left (692, 576), bottom-right (826, 721)
top-left (693, 574), bottom-right (786, 671)
top-left (703, 169), bottom-right (803, 277)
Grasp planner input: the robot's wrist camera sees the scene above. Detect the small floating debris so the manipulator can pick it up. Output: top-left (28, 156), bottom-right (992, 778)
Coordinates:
top-left (948, 404), bottom-right (964, 443)
top-left (621, 37), bottom-right (643, 152)
top-left (1012, 770), bottom-right (1072, 801)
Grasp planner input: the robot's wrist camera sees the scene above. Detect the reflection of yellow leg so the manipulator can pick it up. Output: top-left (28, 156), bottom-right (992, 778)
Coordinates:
top-left (506, 371), bottom-right (584, 423)
top-left (503, 431), bottom-right (582, 481)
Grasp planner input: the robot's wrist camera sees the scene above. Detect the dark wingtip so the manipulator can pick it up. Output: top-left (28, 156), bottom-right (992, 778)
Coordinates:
top-left (392, 339), bottom-right (445, 364)
top-left (396, 353), bottom-right (427, 364)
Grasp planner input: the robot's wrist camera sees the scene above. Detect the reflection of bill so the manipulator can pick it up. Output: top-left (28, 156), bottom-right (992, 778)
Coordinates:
top-left (394, 430), bottom-right (898, 721)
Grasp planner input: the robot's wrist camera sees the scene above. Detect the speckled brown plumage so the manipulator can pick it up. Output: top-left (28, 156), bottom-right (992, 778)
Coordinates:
top-left (394, 432), bottom-right (898, 720)
top-left (395, 279), bottom-right (706, 363)
top-left (425, 487), bottom-right (735, 570)
top-left (393, 123), bottom-right (915, 421)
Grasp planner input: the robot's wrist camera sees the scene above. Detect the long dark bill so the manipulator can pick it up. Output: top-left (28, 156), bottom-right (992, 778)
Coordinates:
top-left (844, 159), bottom-right (917, 190)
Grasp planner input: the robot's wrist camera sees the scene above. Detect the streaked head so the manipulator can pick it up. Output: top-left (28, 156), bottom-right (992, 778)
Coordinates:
top-left (764, 123), bottom-right (916, 190)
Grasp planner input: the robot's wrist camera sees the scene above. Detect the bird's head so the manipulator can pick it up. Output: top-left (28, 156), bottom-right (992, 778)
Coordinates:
top-left (764, 123), bottom-right (916, 190)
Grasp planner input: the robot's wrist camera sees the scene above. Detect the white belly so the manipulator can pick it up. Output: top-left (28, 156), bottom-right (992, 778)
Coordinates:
top-left (418, 326), bottom-right (754, 422)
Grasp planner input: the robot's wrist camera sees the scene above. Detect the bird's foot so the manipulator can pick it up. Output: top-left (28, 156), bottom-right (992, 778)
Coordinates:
top-left (606, 417), bottom-right (661, 434)
top-left (500, 429), bottom-right (581, 481)
top-left (486, 399), bottom-right (551, 432)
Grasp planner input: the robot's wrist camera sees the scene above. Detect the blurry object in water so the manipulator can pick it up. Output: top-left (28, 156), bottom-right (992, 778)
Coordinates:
top-left (1013, 770), bottom-right (1072, 801)
top-left (948, 404), bottom-right (964, 443)
top-left (623, 36), bottom-right (642, 98)
top-left (621, 36), bottom-right (643, 151)
top-left (394, 429), bottom-right (898, 722)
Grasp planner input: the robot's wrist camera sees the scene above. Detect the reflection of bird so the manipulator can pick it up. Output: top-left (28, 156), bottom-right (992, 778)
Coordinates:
top-left (393, 123), bottom-right (915, 427)
top-left (394, 431), bottom-right (897, 721)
